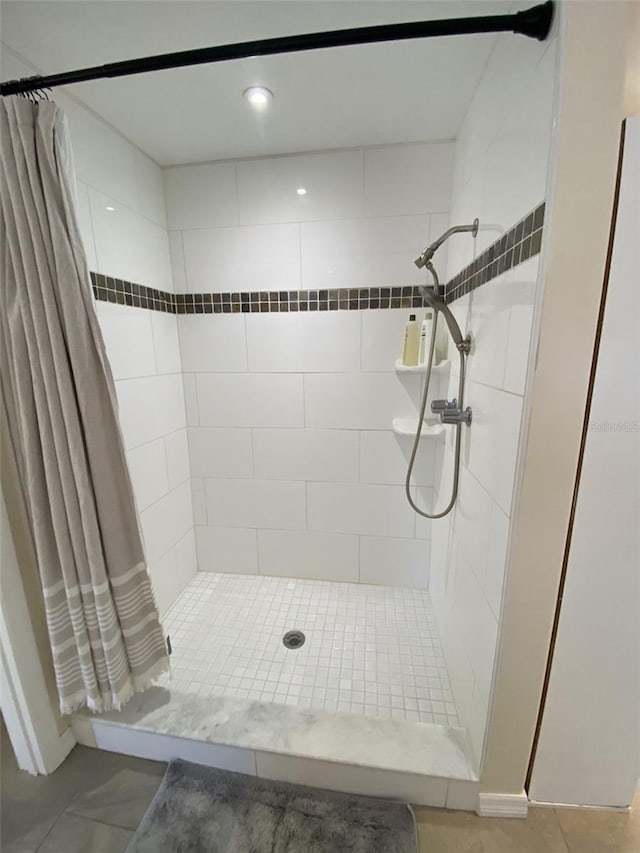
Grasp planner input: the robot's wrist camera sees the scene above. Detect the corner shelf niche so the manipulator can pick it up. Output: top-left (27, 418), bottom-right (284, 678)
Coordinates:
top-left (392, 418), bottom-right (445, 439)
top-left (394, 359), bottom-right (450, 374)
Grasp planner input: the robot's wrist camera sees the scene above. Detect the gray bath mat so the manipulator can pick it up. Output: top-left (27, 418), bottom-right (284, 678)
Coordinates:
top-left (126, 759), bottom-right (417, 852)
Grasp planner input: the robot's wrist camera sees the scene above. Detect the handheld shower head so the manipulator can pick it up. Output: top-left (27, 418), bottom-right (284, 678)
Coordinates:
top-left (419, 283), bottom-right (467, 351)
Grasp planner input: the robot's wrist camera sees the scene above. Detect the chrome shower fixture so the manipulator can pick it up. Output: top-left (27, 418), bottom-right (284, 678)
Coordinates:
top-left (418, 285), bottom-right (470, 353)
top-left (405, 217), bottom-right (479, 520)
top-left (414, 218), bottom-right (479, 270)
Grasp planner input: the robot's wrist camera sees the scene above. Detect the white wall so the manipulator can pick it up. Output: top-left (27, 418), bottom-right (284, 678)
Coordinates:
top-left (77, 129), bottom-right (196, 616)
top-left (167, 143), bottom-right (453, 586)
top-left (429, 30), bottom-right (557, 766)
top-left (529, 118), bottom-right (640, 808)
top-left (75, 118), bottom-right (196, 617)
top-left (0, 51), bottom-right (197, 616)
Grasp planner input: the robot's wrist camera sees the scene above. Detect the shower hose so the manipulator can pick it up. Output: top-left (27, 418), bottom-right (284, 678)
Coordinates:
top-left (404, 309), bottom-right (468, 519)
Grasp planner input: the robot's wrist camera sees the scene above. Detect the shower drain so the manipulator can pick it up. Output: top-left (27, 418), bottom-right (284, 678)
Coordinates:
top-left (282, 629), bottom-right (306, 650)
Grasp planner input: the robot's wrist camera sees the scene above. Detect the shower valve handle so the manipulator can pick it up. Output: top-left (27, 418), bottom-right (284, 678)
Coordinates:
top-left (431, 398), bottom-right (458, 412)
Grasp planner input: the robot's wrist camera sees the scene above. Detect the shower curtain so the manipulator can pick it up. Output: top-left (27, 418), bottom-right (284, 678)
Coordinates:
top-left (0, 96), bottom-right (169, 714)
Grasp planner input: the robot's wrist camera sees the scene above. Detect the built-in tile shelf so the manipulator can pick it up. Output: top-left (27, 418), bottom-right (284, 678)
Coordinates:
top-left (392, 418), bottom-right (445, 439)
top-left (394, 359), bottom-right (450, 374)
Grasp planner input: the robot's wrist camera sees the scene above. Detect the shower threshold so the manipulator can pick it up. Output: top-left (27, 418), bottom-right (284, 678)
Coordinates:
top-left (72, 573), bottom-right (479, 808)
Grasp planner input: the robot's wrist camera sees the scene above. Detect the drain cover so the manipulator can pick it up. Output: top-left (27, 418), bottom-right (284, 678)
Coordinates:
top-left (283, 629), bottom-right (305, 650)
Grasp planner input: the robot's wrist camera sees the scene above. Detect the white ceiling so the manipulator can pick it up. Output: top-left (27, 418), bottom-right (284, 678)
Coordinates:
top-left (0, 1), bottom-right (507, 165)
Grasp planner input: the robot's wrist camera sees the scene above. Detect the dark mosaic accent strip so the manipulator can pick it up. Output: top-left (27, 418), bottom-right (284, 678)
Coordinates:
top-left (90, 273), bottom-right (177, 313)
top-left (91, 276), bottom-right (429, 314)
top-left (173, 286), bottom-right (428, 314)
top-left (90, 202), bottom-right (544, 315)
top-left (444, 201), bottom-right (545, 304)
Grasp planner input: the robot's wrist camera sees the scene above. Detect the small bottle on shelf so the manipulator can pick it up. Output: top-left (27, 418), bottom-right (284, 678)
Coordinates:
top-left (401, 314), bottom-right (420, 366)
top-left (418, 310), bottom-right (434, 365)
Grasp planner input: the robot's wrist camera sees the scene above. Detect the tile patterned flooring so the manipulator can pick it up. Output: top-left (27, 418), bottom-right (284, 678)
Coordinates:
top-left (2, 722), bottom-right (638, 853)
top-left (159, 572), bottom-right (459, 726)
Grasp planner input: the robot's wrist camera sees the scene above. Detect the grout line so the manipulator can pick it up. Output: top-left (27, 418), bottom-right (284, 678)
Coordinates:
top-left (232, 160), bottom-right (241, 226)
top-left (359, 147), bottom-right (366, 218)
top-left (249, 428), bottom-right (256, 478)
top-left (298, 222), bottom-right (303, 290)
top-left (178, 231), bottom-right (189, 290)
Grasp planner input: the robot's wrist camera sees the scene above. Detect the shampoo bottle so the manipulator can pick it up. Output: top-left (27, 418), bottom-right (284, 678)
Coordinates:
top-left (402, 314), bottom-right (420, 366)
top-left (418, 310), bottom-right (434, 365)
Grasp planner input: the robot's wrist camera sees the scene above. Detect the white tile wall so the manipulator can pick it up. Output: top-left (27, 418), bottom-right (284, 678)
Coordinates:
top-left (182, 373), bottom-right (199, 426)
top-left (178, 314), bottom-right (247, 373)
top-left (257, 530), bottom-right (359, 583)
top-left (253, 429), bottom-right (358, 483)
top-left (360, 310), bottom-right (414, 372)
top-left (196, 526), bottom-right (258, 574)
top-left (164, 163), bottom-right (238, 230)
top-left (134, 150), bottom-right (167, 228)
top-left (151, 312), bottom-right (182, 375)
top-left (182, 223), bottom-right (300, 293)
top-left (359, 536), bottom-right (429, 589)
top-left (428, 29), bottom-right (557, 768)
top-left (97, 303), bottom-right (156, 380)
top-left (165, 429), bottom-right (190, 489)
top-left (66, 90), bottom-right (196, 616)
top-left (165, 144), bottom-right (453, 589)
top-left (236, 150), bottom-right (364, 225)
top-left (246, 312), bottom-right (360, 373)
top-left (149, 529), bottom-right (197, 617)
top-left (126, 439), bottom-right (170, 513)
top-left (89, 189), bottom-right (173, 292)
top-left (196, 374), bottom-right (304, 428)
top-left (115, 374), bottom-right (186, 450)
top-left (139, 480), bottom-right (193, 564)
top-left (168, 231), bottom-right (187, 291)
top-left (188, 427), bottom-right (253, 479)
top-left (301, 215), bottom-right (429, 291)
top-left (464, 380), bottom-right (523, 517)
top-left (304, 372), bottom-right (421, 430)
top-left (307, 482), bottom-right (415, 539)
top-left (205, 479), bottom-right (306, 531)
top-left (165, 143), bottom-right (453, 298)
top-left (65, 96), bottom-right (139, 212)
top-left (484, 501), bottom-right (510, 620)
top-left (191, 478), bottom-right (207, 526)
top-left (360, 430), bottom-right (434, 487)
top-left (364, 144), bottom-right (454, 217)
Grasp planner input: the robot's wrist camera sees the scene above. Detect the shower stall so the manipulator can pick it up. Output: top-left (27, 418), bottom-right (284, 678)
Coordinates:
top-left (0, 0), bottom-right (559, 808)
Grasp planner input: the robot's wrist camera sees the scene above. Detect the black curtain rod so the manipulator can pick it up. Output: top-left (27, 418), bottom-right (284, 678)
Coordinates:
top-left (0, 1), bottom-right (553, 97)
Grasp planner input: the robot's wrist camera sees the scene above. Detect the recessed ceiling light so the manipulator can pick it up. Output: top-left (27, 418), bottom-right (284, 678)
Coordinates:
top-left (105, 206), bottom-right (115, 211)
top-left (296, 187), bottom-right (307, 196)
top-left (243, 86), bottom-right (273, 107)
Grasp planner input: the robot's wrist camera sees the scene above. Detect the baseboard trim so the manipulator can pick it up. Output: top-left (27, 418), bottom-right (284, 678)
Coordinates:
top-left (529, 799), bottom-right (631, 813)
top-left (477, 791), bottom-right (529, 818)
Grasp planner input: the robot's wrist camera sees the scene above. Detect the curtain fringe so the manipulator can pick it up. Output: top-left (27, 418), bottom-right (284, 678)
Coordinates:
top-left (59, 653), bottom-right (171, 716)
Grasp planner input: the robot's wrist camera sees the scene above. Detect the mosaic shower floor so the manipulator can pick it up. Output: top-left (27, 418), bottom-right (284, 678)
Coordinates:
top-left (160, 572), bottom-right (459, 727)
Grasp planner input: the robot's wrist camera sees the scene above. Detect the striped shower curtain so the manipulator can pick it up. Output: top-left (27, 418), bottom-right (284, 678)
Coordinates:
top-left (0, 96), bottom-right (169, 714)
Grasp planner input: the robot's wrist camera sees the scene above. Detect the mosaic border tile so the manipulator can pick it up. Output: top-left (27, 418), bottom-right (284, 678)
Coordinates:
top-left (444, 202), bottom-right (545, 304)
top-left (90, 202), bottom-right (545, 314)
top-left (90, 273), bottom-right (177, 312)
top-left (90, 277), bottom-right (429, 314)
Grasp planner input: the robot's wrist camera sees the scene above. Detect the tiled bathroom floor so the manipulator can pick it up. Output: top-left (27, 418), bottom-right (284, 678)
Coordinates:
top-left (160, 572), bottom-right (459, 726)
